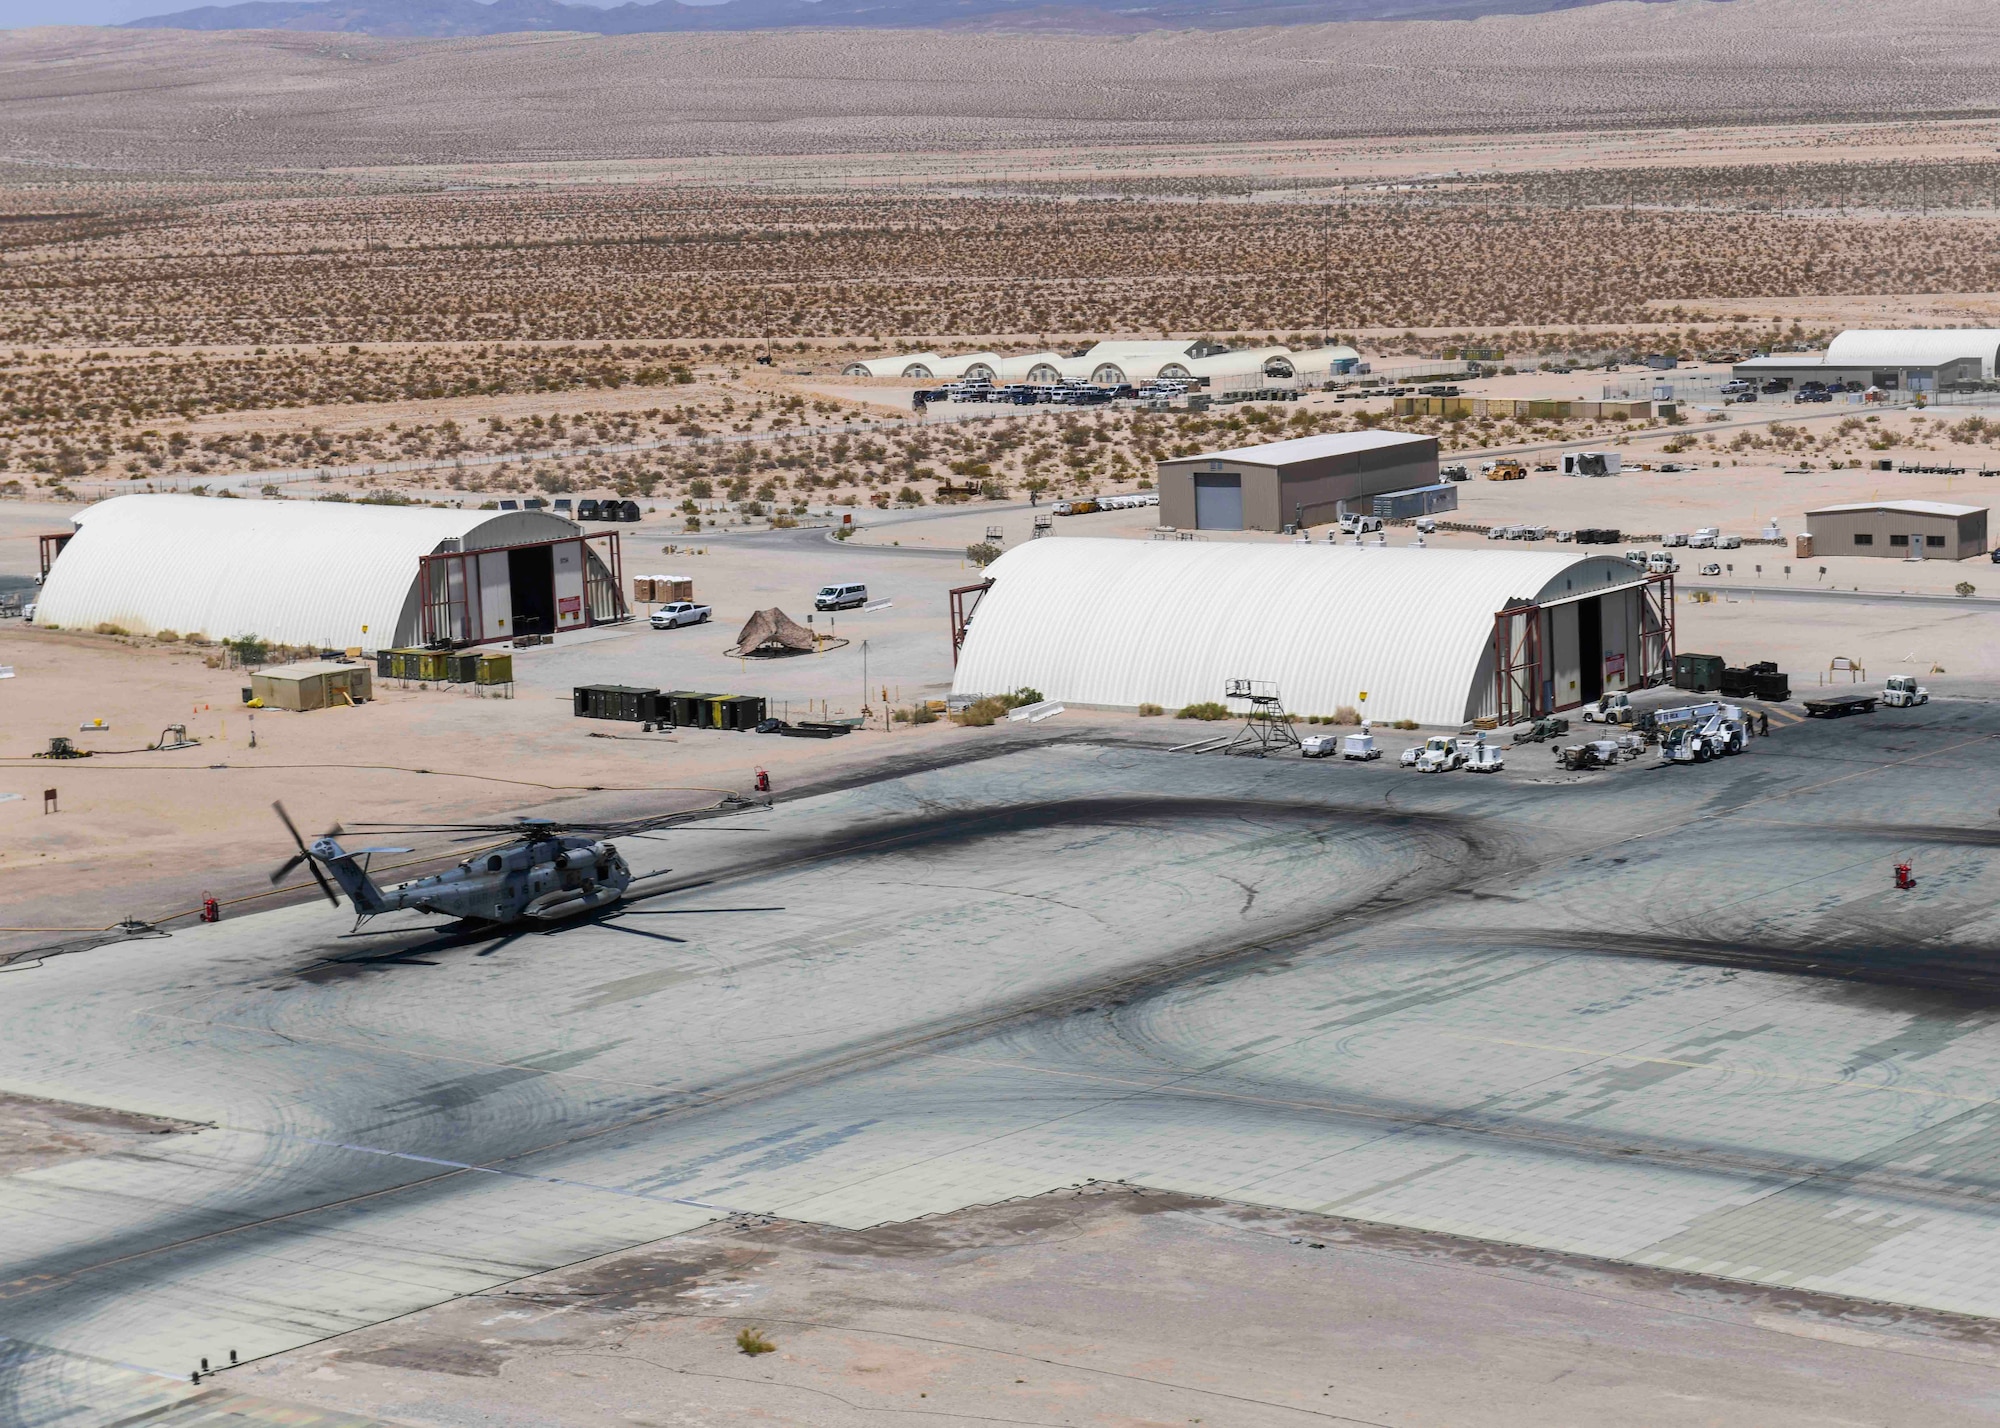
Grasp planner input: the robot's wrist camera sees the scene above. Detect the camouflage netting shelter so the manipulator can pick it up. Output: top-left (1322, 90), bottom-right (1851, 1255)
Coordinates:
top-left (730, 607), bottom-right (817, 657)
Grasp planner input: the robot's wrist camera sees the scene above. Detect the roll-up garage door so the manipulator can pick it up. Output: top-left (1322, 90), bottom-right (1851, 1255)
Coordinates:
top-left (1194, 473), bottom-right (1244, 530)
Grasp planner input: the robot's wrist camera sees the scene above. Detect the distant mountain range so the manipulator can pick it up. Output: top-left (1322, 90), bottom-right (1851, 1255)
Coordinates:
top-left (123, 0), bottom-right (1689, 37)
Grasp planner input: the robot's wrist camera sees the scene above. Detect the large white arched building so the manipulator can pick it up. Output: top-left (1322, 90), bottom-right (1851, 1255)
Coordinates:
top-left (845, 338), bottom-right (1343, 388)
top-left (951, 539), bottom-right (1671, 727)
top-left (1735, 328), bottom-right (2000, 393)
top-left (35, 495), bottom-right (627, 651)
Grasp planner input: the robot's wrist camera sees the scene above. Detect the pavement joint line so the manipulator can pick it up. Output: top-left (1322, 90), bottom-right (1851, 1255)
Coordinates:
top-left (1439, 1033), bottom-right (2000, 1106)
top-left (269, 1131), bottom-right (747, 1216)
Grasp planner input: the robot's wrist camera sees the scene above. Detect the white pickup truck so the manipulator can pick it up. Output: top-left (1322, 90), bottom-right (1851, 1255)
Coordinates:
top-left (650, 601), bottom-right (712, 629)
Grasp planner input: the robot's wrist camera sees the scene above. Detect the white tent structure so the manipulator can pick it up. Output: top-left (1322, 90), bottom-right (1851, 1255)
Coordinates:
top-left (951, 539), bottom-right (1663, 727)
top-left (35, 495), bottom-right (621, 652)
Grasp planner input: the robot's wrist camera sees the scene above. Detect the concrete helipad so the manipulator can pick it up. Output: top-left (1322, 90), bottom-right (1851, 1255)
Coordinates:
top-left (5, 697), bottom-right (2000, 1423)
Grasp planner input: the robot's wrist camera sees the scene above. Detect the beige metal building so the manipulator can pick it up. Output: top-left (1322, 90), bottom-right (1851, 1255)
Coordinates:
top-left (1803, 500), bottom-right (1988, 560)
top-left (1157, 431), bottom-right (1438, 532)
top-left (250, 662), bottom-right (373, 711)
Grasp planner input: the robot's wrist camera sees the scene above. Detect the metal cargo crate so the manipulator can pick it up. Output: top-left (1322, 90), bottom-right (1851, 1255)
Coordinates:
top-left (409, 649), bottom-right (452, 682)
top-left (665, 691), bottom-right (721, 727)
top-left (475, 652), bottom-right (513, 685)
top-left (1673, 652), bottom-right (1724, 692)
top-left (446, 653), bottom-right (481, 684)
top-left (715, 695), bottom-right (767, 731)
top-left (374, 649), bottom-right (396, 678)
top-left (573, 684), bottom-right (659, 721)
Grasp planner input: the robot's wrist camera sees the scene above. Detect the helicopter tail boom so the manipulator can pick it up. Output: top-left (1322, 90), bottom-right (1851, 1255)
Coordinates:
top-left (313, 838), bottom-right (391, 914)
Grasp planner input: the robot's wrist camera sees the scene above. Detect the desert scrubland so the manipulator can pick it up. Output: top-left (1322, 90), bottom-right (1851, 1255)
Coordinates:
top-left (8, 0), bottom-right (2000, 887)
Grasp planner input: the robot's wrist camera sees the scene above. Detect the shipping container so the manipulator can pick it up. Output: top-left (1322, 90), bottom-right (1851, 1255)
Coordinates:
top-left (1674, 652), bottom-right (1725, 692)
top-left (410, 649), bottom-right (452, 682)
top-left (665, 690), bottom-right (721, 727)
top-left (714, 695), bottom-right (767, 730)
top-left (573, 684), bottom-right (660, 721)
top-left (475, 652), bottom-right (513, 685)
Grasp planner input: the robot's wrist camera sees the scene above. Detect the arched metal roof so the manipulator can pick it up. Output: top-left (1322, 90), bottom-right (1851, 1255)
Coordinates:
top-left (35, 495), bottom-right (582, 651)
top-left (1825, 329), bottom-right (2000, 376)
top-left (951, 539), bottom-right (1641, 726)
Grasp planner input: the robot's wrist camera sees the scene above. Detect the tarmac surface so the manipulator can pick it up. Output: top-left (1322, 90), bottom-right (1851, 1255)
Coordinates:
top-left (5, 692), bottom-right (2000, 1423)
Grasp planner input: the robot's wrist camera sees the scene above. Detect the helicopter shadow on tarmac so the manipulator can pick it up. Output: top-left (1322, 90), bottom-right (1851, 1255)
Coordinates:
top-left (289, 877), bottom-right (784, 982)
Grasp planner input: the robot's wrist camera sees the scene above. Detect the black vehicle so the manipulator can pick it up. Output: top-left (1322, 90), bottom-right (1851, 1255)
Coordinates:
top-left (1760, 379), bottom-right (1790, 394)
top-left (577, 499), bottom-right (601, 519)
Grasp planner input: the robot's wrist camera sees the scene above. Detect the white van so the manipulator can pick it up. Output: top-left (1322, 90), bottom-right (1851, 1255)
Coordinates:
top-left (815, 582), bottom-right (868, 611)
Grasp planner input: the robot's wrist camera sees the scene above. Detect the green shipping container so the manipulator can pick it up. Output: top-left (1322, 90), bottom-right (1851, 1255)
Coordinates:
top-left (475, 653), bottom-right (513, 685)
top-left (667, 691), bottom-right (722, 727)
top-left (1674, 652), bottom-right (1725, 693)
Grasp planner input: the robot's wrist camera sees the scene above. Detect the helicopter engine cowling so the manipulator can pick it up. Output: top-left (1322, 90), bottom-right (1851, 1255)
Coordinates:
top-left (555, 842), bottom-right (611, 871)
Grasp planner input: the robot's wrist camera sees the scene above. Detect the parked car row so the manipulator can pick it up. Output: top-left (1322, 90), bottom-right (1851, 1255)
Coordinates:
top-left (1051, 492), bottom-right (1160, 516)
top-left (497, 497), bottom-right (642, 522)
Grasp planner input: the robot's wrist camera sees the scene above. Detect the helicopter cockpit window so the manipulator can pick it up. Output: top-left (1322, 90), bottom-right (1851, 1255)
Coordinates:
top-left (487, 855), bottom-right (504, 872)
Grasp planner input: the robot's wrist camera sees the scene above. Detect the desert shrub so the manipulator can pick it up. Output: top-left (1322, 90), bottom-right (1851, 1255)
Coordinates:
top-left (1957, 581), bottom-right (1977, 597)
top-left (965, 542), bottom-right (1001, 565)
top-left (1138, 702), bottom-right (1164, 716)
top-left (183, 631), bottom-right (212, 646)
top-left (227, 634), bottom-right (269, 665)
top-left (1333, 705), bottom-right (1361, 724)
top-left (1177, 701), bottom-right (1230, 720)
top-left (999, 687), bottom-right (1043, 708)
top-left (1391, 718), bottom-right (1419, 730)
top-left (952, 697), bottom-right (1008, 727)
top-left (94, 622), bottom-right (128, 636)
top-left (736, 1328), bottom-right (775, 1357)
top-left (153, 629), bottom-right (179, 643)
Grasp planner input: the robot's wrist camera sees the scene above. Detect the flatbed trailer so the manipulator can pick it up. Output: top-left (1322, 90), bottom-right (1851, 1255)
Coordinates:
top-left (1802, 694), bottom-right (1877, 718)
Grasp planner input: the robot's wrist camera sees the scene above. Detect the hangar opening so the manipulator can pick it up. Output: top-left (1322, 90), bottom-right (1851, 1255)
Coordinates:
top-left (950, 539), bottom-right (1673, 728)
top-left (35, 494), bottom-right (627, 652)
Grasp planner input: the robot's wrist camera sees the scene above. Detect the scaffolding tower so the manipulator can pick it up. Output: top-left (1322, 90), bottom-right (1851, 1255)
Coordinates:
top-left (1223, 678), bottom-right (1302, 757)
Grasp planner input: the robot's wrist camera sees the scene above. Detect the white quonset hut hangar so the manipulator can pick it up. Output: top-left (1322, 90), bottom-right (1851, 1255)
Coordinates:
top-left (35, 495), bottom-right (627, 652)
top-left (845, 341), bottom-right (1364, 388)
top-left (950, 539), bottom-right (1674, 727)
top-left (1734, 329), bottom-right (2000, 393)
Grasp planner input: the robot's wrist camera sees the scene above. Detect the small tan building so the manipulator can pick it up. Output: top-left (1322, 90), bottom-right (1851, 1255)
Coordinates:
top-left (251, 661), bottom-right (373, 711)
top-left (1157, 431), bottom-right (1439, 532)
top-left (1803, 500), bottom-right (1988, 560)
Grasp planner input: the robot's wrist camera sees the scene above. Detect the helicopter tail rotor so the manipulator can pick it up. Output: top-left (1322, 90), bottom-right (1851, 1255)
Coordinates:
top-left (271, 801), bottom-right (341, 905)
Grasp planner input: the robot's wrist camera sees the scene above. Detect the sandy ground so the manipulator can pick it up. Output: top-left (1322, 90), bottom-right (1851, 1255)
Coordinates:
top-left (0, 1090), bottom-right (190, 1178)
top-left (217, 1184), bottom-right (2000, 1428)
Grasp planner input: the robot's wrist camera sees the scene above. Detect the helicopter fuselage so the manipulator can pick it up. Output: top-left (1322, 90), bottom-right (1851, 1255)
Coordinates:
top-left (314, 833), bottom-right (633, 925)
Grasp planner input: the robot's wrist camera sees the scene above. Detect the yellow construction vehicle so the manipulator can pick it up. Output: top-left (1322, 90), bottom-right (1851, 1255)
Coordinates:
top-left (1484, 460), bottom-right (1527, 481)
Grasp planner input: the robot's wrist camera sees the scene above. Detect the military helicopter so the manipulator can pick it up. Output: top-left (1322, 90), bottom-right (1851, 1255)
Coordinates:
top-left (271, 801), bottom-right (751, 929)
